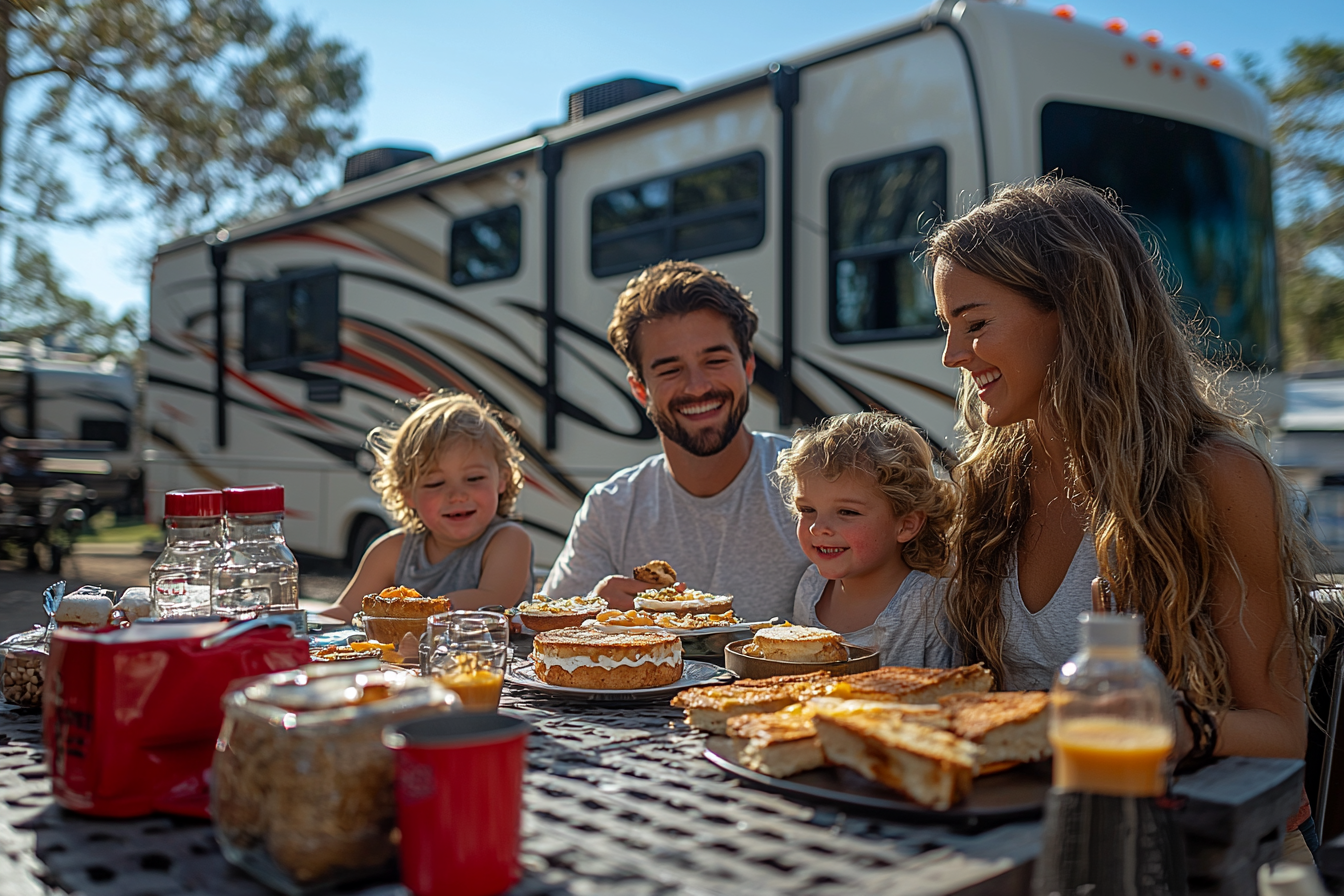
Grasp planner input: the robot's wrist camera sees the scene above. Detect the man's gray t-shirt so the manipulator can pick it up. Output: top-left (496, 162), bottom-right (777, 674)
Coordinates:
top-left (542, 432), bottom-right (809, 620)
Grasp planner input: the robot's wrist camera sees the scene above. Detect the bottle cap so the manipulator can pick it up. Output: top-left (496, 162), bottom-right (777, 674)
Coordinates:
top-left (164, 488), bottom-right (223, 518)
top-left (1078, 612), bottom-right (1142, 649)
top-left (223, 483), bottom-right (284, 515)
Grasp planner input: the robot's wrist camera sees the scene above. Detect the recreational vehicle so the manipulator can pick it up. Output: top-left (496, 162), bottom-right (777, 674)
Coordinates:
top-left (145, 0), bottom-right (1278, 566)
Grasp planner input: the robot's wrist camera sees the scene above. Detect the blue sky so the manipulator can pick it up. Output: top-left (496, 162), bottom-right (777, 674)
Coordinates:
top-left (45, 0), bottom-right (1344, 322)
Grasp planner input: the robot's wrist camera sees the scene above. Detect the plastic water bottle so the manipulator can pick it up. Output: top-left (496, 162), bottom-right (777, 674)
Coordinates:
top-left (211, 484), bottom-right (300, 619)
top-left (149, 489), bottom-right (224, 618)
top-left (1033, 612), bottom-right (1185, 896)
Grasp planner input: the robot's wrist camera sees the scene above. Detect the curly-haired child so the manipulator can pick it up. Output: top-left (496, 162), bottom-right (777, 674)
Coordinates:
top-left (775, 412), bottom-right (957, 666)
top-left (329, 391), bottom-right (533, 621)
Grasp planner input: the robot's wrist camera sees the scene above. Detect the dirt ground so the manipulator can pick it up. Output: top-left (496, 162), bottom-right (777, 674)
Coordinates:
top-left (0, 550), bottom-right (354, 639)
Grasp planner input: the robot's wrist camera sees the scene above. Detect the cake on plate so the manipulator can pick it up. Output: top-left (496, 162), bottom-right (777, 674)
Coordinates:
top-left (742, 625), bottom-right (847, 663)
top-left (633, 586), bottom-right (733, 615)
top-left (532, 628), bottom-right (682, 689)
top-left (517, 594), bottom-right (607, 631)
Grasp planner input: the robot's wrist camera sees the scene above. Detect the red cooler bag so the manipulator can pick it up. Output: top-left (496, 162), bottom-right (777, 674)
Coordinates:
top-left (43, 616), bottom-right (310, 818)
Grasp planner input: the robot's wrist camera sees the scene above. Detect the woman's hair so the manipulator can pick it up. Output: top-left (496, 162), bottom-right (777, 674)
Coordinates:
top-left (926, 176), bottom-right (1331, 712)
top-left (367, 390), bottom-right (525, 532)
top-left (775, 412), bottom-right (957, 575)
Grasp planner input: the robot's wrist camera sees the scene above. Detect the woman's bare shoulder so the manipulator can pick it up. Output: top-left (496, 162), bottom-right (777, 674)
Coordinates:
top-left (1190, 436), bottom-right (1275, 511)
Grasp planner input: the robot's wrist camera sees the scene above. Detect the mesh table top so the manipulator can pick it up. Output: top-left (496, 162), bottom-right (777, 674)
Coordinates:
top-left (0, 689), bottom-right (1040, 896)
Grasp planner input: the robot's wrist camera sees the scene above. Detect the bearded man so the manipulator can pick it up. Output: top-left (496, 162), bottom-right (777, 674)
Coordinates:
top-left (541, 261), bottom-right (808, 619)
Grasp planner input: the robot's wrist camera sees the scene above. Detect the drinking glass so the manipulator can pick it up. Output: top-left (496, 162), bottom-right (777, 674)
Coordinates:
top-left (423, 611), bottom-right (508, 711)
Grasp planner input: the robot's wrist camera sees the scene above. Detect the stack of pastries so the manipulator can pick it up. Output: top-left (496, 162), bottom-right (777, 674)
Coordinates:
top-left (672, 664), bottom-right (1051, 811)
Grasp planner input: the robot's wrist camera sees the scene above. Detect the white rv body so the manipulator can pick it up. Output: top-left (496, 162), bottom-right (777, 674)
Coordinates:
top-left (145, 0), bottom-right (1278, 565)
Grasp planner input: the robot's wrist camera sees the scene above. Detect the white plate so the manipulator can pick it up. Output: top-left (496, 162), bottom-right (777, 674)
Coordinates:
top-left (506, 658), bottom-right (735, 701)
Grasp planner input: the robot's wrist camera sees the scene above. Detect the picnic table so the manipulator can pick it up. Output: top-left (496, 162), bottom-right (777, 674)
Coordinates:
top-left (0, 687), bottom-right (1308, 896)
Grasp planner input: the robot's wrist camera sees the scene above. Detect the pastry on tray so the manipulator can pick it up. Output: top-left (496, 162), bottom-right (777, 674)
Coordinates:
top-left (517, 594), bottom-right (607, 631)
top-left (531, 628), bottom-right (682, 689)
top-left (939, 691), bottom-right (1051, 774)
top-left (312, 641), bottom-right (404, 664)
top-left (808, 698), bottom-right (983, 811)
top-left (824, 664), bottom-right (994, 704)
top-left (725, 703), bottom-right (827, 778)
top-left (741, 625), bottom-right (846, 663)
top-left (671, 672), bottom-right (833, 734)
top-left (633, 586), bottom-right (733, 615)
top-left (586, 609), bottom-right (742, 632)
top-left (633, 560), bottom-right (678, 587)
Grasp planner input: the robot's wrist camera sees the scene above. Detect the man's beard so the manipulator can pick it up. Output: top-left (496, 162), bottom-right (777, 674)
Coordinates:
top-left (647, 389), bottom-right (750, 458)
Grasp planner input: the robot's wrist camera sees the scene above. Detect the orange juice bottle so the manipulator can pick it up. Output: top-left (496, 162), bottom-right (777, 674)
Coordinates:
top-left (1033, 611), bottom-right (1184, 896)
top-left (1049, 612), bottom-right (1176, 793)
top-left (436, 667), bottom-right (504, 711)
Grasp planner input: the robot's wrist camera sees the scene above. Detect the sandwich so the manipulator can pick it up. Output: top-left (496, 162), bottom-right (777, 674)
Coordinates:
top-left (939, 691), bottom-right (1051, 774)
top-left (725, 704), bottom-right (826, 778)
top-left (825, 664), bottom-right (994, 704)
top-left (808, 698), bottom-right (983, 810)
top-left (671, 672), bottom-right (833, 734)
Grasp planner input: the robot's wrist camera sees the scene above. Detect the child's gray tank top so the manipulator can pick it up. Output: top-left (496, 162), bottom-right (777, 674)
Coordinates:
top-left (998, 533), bottom-right (1099, 691)
top-left (394, 517), bottom-right (533, 604)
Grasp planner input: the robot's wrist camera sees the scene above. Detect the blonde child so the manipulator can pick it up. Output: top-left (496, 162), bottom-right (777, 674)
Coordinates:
top-left (775, 412), bottom-right (956, 666)
top-left (329, 391), bottom-right (533, 621)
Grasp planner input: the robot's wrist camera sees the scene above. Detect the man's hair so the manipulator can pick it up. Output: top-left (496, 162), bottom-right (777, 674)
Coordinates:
top-left (367, 390), bottom-right (525, 532)
top-left (607, 260), bottom-right (759, 381)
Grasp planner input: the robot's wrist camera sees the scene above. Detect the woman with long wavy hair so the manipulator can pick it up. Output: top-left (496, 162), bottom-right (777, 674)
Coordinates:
top-left (929, 177), bottom-right (1336, 856)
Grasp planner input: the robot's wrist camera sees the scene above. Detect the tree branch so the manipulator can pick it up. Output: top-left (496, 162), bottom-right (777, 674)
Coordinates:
top-left (9, 65), bottom-right (66, 83)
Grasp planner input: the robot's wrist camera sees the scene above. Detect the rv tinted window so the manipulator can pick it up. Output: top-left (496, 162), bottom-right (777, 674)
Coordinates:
top-left (590, 151), bottom-right (765, 278)
top-left (1041, 101), bottom-right (1276, 367)
top-left (828, 147), bottom-right (946, 343)
top-left (243, 267), bottom-right (341, 371)
top-left (449, 205), bottom-right (522, 286)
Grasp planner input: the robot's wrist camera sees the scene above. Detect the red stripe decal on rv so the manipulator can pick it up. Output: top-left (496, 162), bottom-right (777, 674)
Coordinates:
top-left (259, 232), bottom-right (393, 263)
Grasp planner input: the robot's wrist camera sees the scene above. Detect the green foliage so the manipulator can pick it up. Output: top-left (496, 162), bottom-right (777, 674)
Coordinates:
top-left (0, 0), bottom-right (365, 354)
top-left (1246, 40), bottom-right (1344, 366)
top-left (0, 236), bottom-right (137, 355)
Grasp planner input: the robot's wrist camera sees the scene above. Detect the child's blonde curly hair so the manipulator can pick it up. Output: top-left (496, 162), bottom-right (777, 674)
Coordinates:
top-left (367, 390), bottom-right (526, 532)
top-left (775, 412), bottom-right (957, 575)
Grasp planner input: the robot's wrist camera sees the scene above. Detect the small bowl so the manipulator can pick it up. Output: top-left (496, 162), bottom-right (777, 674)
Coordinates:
top-left (723, 639), bottom-right (879, 679)
top-left (357, 614), bottom-right (431, 649)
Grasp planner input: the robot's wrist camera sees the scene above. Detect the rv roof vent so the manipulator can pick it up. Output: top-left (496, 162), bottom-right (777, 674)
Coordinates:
top-left (343, 147), bottom-right (434, 184)
top-left (567, 77), bottom-right (679, 122)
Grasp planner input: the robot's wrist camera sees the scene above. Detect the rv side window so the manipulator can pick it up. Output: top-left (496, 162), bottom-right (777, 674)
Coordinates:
top-left (828, 146), bottom-right (946, 343)
top-left (243, 267), bottom-right (341, 371)
top-left (590, 151), bottom-right (765, 278)
top-left (449, 205), bottom-right (522, 286)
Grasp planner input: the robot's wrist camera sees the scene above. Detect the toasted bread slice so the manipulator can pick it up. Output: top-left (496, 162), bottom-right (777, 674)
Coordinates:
top-left (826, 664), bottom-right (993, 704)
top-left (810, 699), bottom-right (982, 810)
top-left (939, 691), bottom-right (1050, 772)
top-left (671, 672), bottom-right (832, 734)
top-left (633, 560), bottom-right (678, 586)
top-left (726, 704), bottom-right (826, 778)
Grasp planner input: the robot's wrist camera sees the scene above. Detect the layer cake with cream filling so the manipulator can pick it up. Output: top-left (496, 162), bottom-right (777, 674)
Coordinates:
top-left (532, 628), bottom-right (682, 689)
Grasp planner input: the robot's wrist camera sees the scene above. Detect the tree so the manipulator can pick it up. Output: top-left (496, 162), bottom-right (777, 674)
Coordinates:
top-left (1246, 40), bottom-right (1344, 367)
top-left (0, 0), bottom-right (365, 352)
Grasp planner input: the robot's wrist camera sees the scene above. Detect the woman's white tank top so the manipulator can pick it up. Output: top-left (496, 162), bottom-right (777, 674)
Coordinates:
top-left (999, 533), bottom-right (1100, 691)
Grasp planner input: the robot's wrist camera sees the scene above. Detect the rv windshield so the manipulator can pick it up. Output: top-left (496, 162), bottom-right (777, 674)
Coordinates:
top-left (1040, 101), bottom-right (1277, 368)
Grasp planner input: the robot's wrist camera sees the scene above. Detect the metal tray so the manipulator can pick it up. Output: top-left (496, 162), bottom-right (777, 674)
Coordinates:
top-left (703, 743), bottom-right (1050, 829)
top-left (506, 659), bottom-right (735, 702)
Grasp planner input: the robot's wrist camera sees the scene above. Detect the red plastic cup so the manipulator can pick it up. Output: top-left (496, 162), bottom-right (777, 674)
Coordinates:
top-left (384, 713), bottom-right (532, 896)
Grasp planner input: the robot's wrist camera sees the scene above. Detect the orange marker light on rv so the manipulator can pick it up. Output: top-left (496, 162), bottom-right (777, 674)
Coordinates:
top-left (1053, 5), bottom-right (1077, 21)
top-left (1141, 30), bottom-right (1162, 47)
top-left (1205, 54), bottom-right (1226, 70)
top-left (1103, 17), bottom-right (1127, 34)
top-left (1175, 41), bottom-right (1196, 58)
